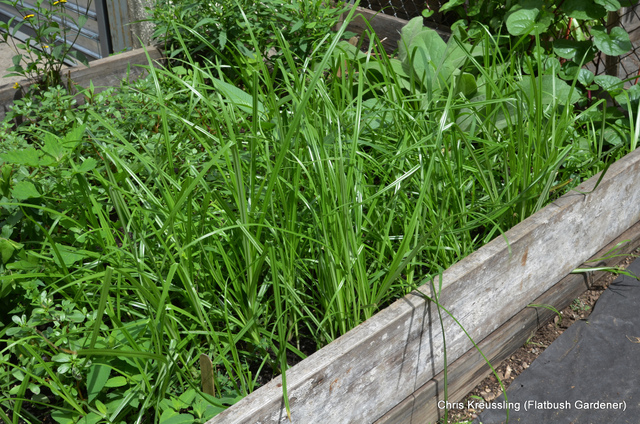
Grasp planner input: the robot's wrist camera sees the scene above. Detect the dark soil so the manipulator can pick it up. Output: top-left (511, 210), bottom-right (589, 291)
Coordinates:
top-left (443, 249), bottom-right (640, 424)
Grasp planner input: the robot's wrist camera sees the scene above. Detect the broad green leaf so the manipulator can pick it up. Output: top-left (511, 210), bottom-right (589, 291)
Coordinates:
top-left (160, 409), bottom-right (179, 422)
top-left (51, 410), bottom-right (80, 424)
top-left (506, 7), bottom-right (538, 36)
top-left (86, 364), bottom-right (110, 403)
top-left (455, 72), bottom-right (477, 97)
top-left (519, 75), bottom-right (582, 105)
top-left (401, 26), bottom-right (448, 86)
top-left (77, 14), bottom-right (88, 29)
top-left (95, 400), bottom-right (107, 415)
top-left (552, 39), bottom-right (595, 63)
top-left (615, 84), bottom-right (640, 107)
top-left (57, 363), bottom-right (69, 374)
top-left (539, 56), bottom-right (561, 75)
top-left (398, 17), bottom-right (426, 62)
top-left (594, 0), bottom-right (621, 11)
top-left (178, 389), bottom-right (197, 406)
top-left (364, 58), bottom-right (409, 79)
top-left (505, 0), bottom-right (550, 36)
top-left (68, 310), bottom-right (85, 323)
top-left (597, 126), bottom-right (625, 146)
top-left (6, 260), bottom-right (37, 270)
top-left (104, 376), bottom-right (128, 388)
top-left (558, 62), bottom-right (582, 81)
top-left (443, 36), bottom-right (472, 72)
top-left (64, 123), bottom-right (86, 145)
top-left (77, 158), bottom-right (97, 173)
top-left (0, 238), bottom-right (22, 264)
top-left (561, 0), bottom-right (607, 20)
top-left (290, 19), bottom-right (304, 33)
top-left (577, 68), bottom-right (595, 86)
top-left (41, 26), bottom-right (61, 37)
top-left (12, 181), bottom-right (41, 200)
top-left (42, 134), bottom-right (65, 162)
top-left (78, 413), bottom-right (102, 424)
top-left (1, 225), bottom-right (12, 239)
top-left (439, 0), bottom-right (466, 13)
top-left (0, 147), bottom-right (41, 166)
top-left (172, 66), bottom-right (188, 75)
top-left (592, 26), bottom-right (631, 56)
top-left (209, 77), bottom-right (265, 116)
top-left (52, 44), bottom-right (64, 60)
top-left (422, 9), bottom-right (435, 18)
top-left (28, 383), bottom-right (40, 395)
top-left (594, 74), bottom-right (623, 92)
top-left (52, 244), bottom-right (87, 267)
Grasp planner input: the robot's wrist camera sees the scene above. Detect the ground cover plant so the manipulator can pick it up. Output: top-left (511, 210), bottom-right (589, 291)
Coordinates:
top-left (1, 1), bottom-right (640, 423)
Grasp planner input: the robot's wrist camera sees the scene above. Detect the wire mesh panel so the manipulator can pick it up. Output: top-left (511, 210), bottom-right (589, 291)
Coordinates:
top-left (616, 2), bottom-right (640, 82)
top-left (356, 0), bottom-right (447, 21)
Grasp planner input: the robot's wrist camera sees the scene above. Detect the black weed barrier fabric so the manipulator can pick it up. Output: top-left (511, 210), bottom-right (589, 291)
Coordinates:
top-left (475, 257), bottom-right (640, 424)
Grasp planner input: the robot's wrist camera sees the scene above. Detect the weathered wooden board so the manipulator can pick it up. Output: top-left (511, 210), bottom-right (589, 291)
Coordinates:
top-left (60, 46), bottom-right (163, 93)
top-left (376, 219), bottom-right (640, 424)
top-left (342, 6), bottom-right (450, 54)
top-left (206, 145), bottom-right (640, 424)
top-left (0, 46), bottom-right (164, 121)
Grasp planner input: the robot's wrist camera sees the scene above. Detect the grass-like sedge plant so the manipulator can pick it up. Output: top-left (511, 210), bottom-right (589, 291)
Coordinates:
top-left (0, 13), bottom-right (631, 422)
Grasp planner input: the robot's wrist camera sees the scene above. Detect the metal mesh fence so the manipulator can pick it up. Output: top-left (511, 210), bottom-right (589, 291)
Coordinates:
top-left (615, 3), bottom-right (640, 81)
top-left (356, 0), bottom-right (439, 22)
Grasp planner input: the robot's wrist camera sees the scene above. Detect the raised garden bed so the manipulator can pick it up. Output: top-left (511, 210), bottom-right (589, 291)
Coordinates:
top-left (3, 5), bottom-right (640, 422)
top-left (0, 46), bottom-right (164, 121)
top-left (206, 146), bottom-right (640, 423)
top-left (339, 6), bottom-right (450, 53)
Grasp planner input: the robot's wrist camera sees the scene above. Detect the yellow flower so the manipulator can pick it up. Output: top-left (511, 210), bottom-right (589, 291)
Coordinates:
top-left (23, 14), bottom-right (34, 19)
top-left (53, 0), bottom-right (67, 4)
top-left (13, 82), bottom-right (20, 90)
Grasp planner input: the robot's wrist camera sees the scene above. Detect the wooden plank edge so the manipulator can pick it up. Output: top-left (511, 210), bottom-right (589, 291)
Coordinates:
top-left (0, 45), bottom-right (166, 121)
top-left (375, 219), bottom-right (640, 424)
top-left (342, 5), bottom-right (450, 53)
top-left (61, 46), bottom-right (165, 89)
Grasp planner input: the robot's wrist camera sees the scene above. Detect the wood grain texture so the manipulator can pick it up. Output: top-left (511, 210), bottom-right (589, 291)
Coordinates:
top-left (376, 219), bottom-right (640, 424)
top-left (343, 6), bottom-right (450, 54)
top-left (206, 147), bottom-right (640, 424)
top-left (60, 46), bottom-right (164, 93)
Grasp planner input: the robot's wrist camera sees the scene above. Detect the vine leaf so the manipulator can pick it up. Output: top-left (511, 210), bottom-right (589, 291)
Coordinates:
top-left (592, 26), bottom-right (632, 56)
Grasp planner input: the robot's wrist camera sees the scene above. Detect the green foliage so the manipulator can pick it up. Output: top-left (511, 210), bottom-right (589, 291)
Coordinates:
top-left (438, 0), bottom-right (633, 80)
top-left (1, 7), bottom-right (639, 423)
top-left (0, 0), bottom-right (90, 94)
top-left (149, 0), bottom-right (347, 66)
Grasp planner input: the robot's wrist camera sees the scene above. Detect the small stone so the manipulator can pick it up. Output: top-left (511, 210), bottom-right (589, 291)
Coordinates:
top-left (484, 391), bottom-right (497, 402)
top-left (523, 362), bottom-right (529, 369)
